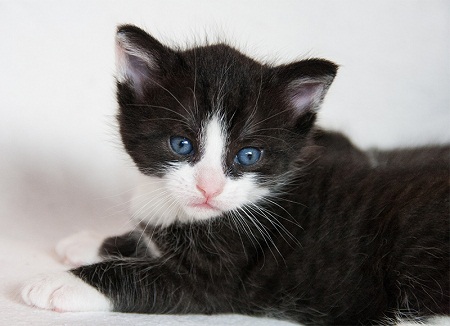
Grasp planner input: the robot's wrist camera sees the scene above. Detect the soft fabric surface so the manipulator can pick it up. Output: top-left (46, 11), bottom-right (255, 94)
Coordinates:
top-left (1, 1), bottom-right (449, 325)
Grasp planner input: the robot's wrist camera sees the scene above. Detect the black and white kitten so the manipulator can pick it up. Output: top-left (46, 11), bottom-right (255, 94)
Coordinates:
top-left (21, 25), bottom-right (449, 325)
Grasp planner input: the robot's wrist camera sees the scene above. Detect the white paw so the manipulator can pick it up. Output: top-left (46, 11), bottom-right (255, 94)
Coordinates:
top-left (55, 231), bottom-right (104, 267)
top-left (21, 272), bottom-right (112, 312)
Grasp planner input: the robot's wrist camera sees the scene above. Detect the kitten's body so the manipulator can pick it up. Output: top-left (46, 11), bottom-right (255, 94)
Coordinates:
top-left (21, 26), bottom-right (449, 325)
top-left (95, 140), bottom-right (450, 324)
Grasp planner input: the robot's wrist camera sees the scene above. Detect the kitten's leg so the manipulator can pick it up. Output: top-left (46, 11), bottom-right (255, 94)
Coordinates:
top-left (22, 259), bottom-right (237, 314)
top-left (100, 230), bottom-right (161, 259)
top-left (56, 230), bottom-right (159, 267)
top-left (21, 272), bottom-right (112, 312)
top-left (23, 231), bottom-right (161, 312)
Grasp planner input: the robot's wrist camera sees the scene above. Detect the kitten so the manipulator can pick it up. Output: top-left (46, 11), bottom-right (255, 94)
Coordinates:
top-left (21, 25), bottom-right (449, 325)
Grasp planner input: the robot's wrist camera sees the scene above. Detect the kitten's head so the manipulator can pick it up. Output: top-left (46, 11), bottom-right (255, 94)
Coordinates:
top-left (116, 25), bottom-right (337, 227)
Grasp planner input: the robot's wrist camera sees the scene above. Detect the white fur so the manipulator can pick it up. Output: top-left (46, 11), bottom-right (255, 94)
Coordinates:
top-left (198, 114), bottom-right (226, 173)
top-left (21, 272), bottom-right (112, 312)
top-left (131, 115), bottom-right (270, 227)
top-left (55, 230), bottom-right (104, 267)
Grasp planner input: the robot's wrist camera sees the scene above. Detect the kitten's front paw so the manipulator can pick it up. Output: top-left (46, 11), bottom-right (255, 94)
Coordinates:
top-left (21, 272), bottom-right (112, 312)
top-left (55, 231), bottom-right (104, 267)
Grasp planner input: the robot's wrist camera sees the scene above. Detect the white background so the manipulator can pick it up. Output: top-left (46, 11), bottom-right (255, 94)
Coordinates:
top-left (0, 1), bottom-right (449, 325)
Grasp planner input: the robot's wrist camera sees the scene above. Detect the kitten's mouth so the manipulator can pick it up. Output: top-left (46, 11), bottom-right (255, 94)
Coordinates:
top-left (189, 202), bottom-right (219, 211)
top-left (183, 200), bottom-right (225, 220)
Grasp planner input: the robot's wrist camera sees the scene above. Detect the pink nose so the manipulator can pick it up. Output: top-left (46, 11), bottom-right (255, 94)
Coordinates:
top-left (196, 172), bottom-right (225, 199)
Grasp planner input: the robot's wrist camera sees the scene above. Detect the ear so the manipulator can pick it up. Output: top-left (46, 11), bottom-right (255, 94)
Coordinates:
top-left (115, 25), bottom-right (175, 97)
top-left (273, 59), bottom-right (338, 117)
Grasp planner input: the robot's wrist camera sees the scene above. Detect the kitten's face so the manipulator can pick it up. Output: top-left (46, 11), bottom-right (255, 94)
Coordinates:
top-left (116, 25), bottom-right (337, 226)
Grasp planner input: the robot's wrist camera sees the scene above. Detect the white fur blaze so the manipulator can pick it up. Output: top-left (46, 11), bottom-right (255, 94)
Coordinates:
top-left (199, 115), bottom-right (226, 171)
top-left (55, 231), bottom-right (104, 267)
top-left (21, 272), bottom-right (112, 312)
top-left (194, 115), bottom-right (227, 197)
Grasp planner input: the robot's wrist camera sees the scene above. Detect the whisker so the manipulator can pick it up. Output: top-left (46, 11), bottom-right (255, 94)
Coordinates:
top-left (240, 206), bottom-right (286, 266)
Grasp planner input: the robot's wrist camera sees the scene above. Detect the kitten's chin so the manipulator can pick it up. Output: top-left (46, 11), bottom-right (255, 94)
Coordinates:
top-left (181, 204), bottom-right (224, 221)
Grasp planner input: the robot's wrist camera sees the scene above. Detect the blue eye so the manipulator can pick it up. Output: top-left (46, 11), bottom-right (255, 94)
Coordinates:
top-left (170, 136), bottom-right (194, 155)
top-left (234, 147), bottom-right (261, 166)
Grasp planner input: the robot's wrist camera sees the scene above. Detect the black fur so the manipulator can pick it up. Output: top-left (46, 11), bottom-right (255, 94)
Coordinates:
top-left (72, 25), bottom-right (449, 325)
